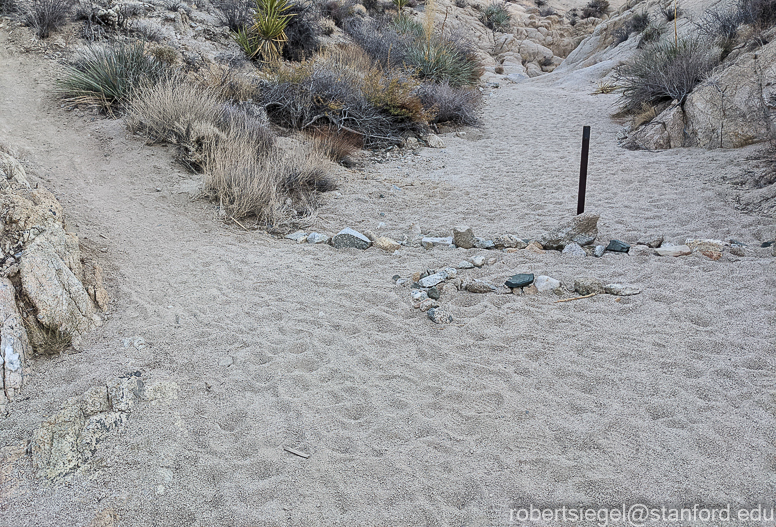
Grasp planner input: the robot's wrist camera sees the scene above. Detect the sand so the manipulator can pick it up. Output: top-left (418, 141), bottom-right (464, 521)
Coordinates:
top-left (0, 26), bottom-right (775, 527)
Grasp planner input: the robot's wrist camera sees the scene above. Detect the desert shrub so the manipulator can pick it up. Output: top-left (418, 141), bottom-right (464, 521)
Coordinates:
top-left (695, 6), bottom-right (740, 43)
top-left (24, 0), bottom-right (71, 38)
top-left (454, 0), bottom-right (466, 8)
top-left (629, 11), bottom-right (650, 32)
top-left (404, 37), bottom-right (482, 86)
top-left (195, 63), bottom-right (257, 101)
top-left (534, 0), bottom-right (545, 6)
top-left (1, 0), bottom-right (19, 15)
top-left (57, 41), bottom-right (167, 111)
top-left (737, 0), bottom-right (776, 30)
top-left (416, 81), bottom-right (480, 124)
top-left (217, 0), bottom-right (252, 31)
top-left (345, 17), bottom-right (481, 87)
top-left (566, 7), bottom-right (579, 24)
top-left (613, 27), bottom-right (629, 44)
top-left (659, 2), bottom-right (679, 21)
top-left (258, 46), bottom-right (429, 145)
top-left (132, 19), bottom-right (163, 41)
top-left (282, 0), bottom-right (321, 61)
top-left (479, 1), bottom-right (510, 31)
top-left (581, 0), bottom-right (608, 18)
top-left (616, 37), bottom-right (720, 113)
top-left (322, 0), bottom-right (355, 25)
top-left (392, 12), bottom-right (423, 36)
top-left (539, 6), bottom-right (555, 16)
top-left (129, 76), bottom-right (329, 223)
top-left (638, 22), bottom-right (663, 47)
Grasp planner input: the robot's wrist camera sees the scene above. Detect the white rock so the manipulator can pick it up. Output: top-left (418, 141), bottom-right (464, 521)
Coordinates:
top-left (604, 283), bottom-right (642, 296)
top-left (425, 134), bottom-right (446, 148)
top-left (457, 260), bottom-right (474, 269)
top-left (285, 230), bottom-right (307, 243)
top-left (655, 244), bottom-right (692, 257)
top-left (534, 275), bottom-right (561, 292)
top-left (307, 232), bottom-right (329, 244)
top-left (562, 242), bottom-right (587, 257)
top-left (419, 273), bottom-right (447, 288)
top-left (471, 256), bottom-right (486, 268)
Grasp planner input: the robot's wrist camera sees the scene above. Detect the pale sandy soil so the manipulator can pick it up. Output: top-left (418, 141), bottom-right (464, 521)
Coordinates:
top-left (0, 25), bottom-right (775, 527)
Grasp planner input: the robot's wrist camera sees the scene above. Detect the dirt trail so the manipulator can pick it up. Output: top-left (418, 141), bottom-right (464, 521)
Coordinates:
top-left (1, 29), bottom-right (775, 527)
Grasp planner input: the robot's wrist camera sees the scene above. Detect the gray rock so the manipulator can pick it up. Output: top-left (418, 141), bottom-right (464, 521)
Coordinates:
top-left (574, 277), bottom-right (604, 295)
top-left (331, 228), bottom-right (371, 250)
top-left (307, 232), bottom-right (329, 244)
top-left (285, 230), bottom-right (307, 243)
top-left (427, 308), bottom-right (453, 324)
top-left (466, 280), bottom-right (496, 293)
top-left (0, 152), bottom-right (30, 188)
top-left (637, 234), bottom-right (664, 248)
top-left (453, 226), bottom-right (475, 249)
top-left (606, 239), bottom-right (630, 253)
top-left (593, 245), bottom-right (606, 257)
top-left (473, 237), bottom-right (495, 250)
top-left (457, 260), bottom-right (474, 269)
top-left (729, 245), bottom-right (746, 257)
top-left (562, 242), bottom-right (587, 257)
top-left (655, 244), bottom-right (692, 257)
top-left (534, 275), bottom-right (561, 292)
top-left (604, 283), bottom-right (642, 296)
top-left (442, 267), bottom-right (457, 279)
top-left (539, 212), bottom-right (599, 250)
top-left (494, 234), bottom-right (527, 249)
top-left (421, 236), bottom-right (454, 250)
top-left (419, 272), bottom-right (447, 288)
top-left (425, 134), bottom-right (446, 148)
top-left (411, 290), bottom-right (428, 302)
top-left (471, 256), bottom-right (486, 268)
top-left (427, 286), bottom-right (440, 300)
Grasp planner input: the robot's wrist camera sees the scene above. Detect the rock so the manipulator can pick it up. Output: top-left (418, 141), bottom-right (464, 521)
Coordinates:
top-left (471, 256), bottom-right (486, 267)
top-left (593, 245), bottom-right (606, 257)
top-left (82, 260), bottom-right (110, 311)
top-left (453, 226), bottom-right (475, 249)
top-left (20, 236), bottom-right (97, 350)
top-left (307, 232), bottom-right (329, 244)
top-left (574, 277), bottom-right (604, 295)
top-left (419, 298), bottom-right (439, 312)
top-left (505, 273), bottom-right (534, 289)
top-left (427, 308), bottom-right (453, 324)
top-left (427, 286), bottom-right (440, 300)
top-left (655, 244), bottom-right (692, 257)
top-left (626, 102), bottom-right (686, 150)
top-left (685, 239), bottom-right (724, 252)
top-left (396, 278), bottom-right (410, 286)
top-left (419, 272), bottom-right (447, 288)
top-left (425, 134), bottom-right (446, 148)
top-left (466, 280), bottom-right (496, 293)
top-left (605, 239), bottom-right (630, 253)
top-left (457, 260), bottom-right (474, 269)
top-left (534, 275), bottom-right (561, 293)
top-left (523, 284), bottom-right (538, 295)
top-left (331, 228), bottom-right (371, 250)
top-left (539, 212), bottom-right (599, 250)
top-left (562, 242), bottom-right (587, 257)
top-left (0, 152), bottom-right (30, 188)
top-left (473, 238), bottom-right (495, 250)
top-left (285, 230), bottom-right (307, 243)
top-left (494, 234), bottom-right (527, 249)
top-left (421, 236), bottom-right (454, 249)
top-left (411, 290), bottom-right (428, 301)
top-left (373, 236), bottom-right (401, 253)
top-left (729, 245), bottom-right (746, 257)
top-left (525, 241), bottom-right (545, 254)
top-left (30, 376), bottom-right (144, 479)
top-left (637, 234), bottom-right (664, 248)
top-left (701, 250), bottom-right (722, 261)
top-left (442, 267), bottom-right (457, 279)
top-left (604, 283), bottom-right (641, 296)
top-left (0, 279), bottom-right (29, 416)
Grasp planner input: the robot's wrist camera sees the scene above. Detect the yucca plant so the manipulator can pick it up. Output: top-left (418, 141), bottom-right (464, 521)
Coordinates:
top-left (57, 41), bottom-right (167, 111)
top-left (247, 0), bottom-right (295, 62)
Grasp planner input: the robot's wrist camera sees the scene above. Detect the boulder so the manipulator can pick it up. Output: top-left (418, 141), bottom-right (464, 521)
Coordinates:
top-left (626, 102), bottom-right (686, 150)
top-left (0, 152), bottom-right (30, 188)
top-left (540, 212), bottom-right (599, 249)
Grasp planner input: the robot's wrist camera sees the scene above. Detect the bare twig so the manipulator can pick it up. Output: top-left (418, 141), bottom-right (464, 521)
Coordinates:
top-left (555, 293), bottom-right (597, 303)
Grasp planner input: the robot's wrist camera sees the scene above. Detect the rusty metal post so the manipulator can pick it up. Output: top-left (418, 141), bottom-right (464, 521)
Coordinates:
top-left (577, 126), bottom-right (590, 215)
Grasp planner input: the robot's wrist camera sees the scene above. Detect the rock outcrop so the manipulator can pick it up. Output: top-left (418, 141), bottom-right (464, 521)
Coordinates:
top-left (0, 149), bottom-right (109, 416)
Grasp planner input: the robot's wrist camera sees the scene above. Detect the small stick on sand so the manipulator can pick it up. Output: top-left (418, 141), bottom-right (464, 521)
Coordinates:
top-left (230, 216), bottom-right (249, 231)
top-left (283, 446), bottom-right (310, 459)
top-left (555, 293), bottom-right (597, 303)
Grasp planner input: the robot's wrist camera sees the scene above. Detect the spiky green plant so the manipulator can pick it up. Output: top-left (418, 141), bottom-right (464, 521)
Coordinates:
top-left (248, 0), bottom-right (295, 62)
top-left (56, 41), bottom-right (166, 111)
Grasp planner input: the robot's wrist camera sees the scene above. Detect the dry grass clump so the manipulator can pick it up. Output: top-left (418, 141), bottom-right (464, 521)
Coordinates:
top-left (479, 1), bottom-right (511, 31)
top-left (582, 0), bottom-right (608, 18)
top-left (129, 75), bottom-right (332, 223)
top-left (308, 127), bottom-right (363, 161)
top-left (416, 81), bottom-right (480, 124)
top-left (23, 0), bottom-right (71, 38)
